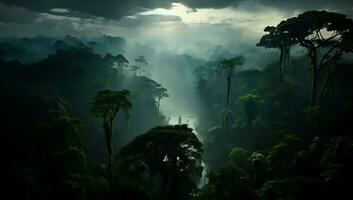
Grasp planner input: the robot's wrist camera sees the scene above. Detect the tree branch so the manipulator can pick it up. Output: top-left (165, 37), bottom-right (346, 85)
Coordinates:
top-left (322, 51), bottom-right (341, 67)
top-left (318, 43), bottom-right (341, 70)
top-left (318, 30), bottom-right (324, 40)
top-left (299, 39), bottom-right (312, 48)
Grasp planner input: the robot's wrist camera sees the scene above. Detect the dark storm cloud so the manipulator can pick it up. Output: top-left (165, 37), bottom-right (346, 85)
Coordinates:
top-left (0, 2), bottom-right (39, 24)
top-left (186, 0), bottom-right (353, 17)
top-left (177, 0), bottom-right (353, 8)
top-left (0, 0), bottom-right (173, 20)
top-left (1, 0), bottom-right (235, 21)
top-left (1, 0), bottom-right (353, 22)
top-left (261, 0), bottom-right (353, 13)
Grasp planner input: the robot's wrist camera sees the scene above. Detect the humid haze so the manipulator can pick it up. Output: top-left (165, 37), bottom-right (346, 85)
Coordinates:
top-left (2, 0), bottom-right (353, 200)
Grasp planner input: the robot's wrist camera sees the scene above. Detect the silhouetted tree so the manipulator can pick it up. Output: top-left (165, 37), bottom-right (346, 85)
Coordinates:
top-left (104, 53), bottom-right (116, 67)
top-left (104, 54), bottom-right (129, 74)
top-left (319, 28), bottom-right (353, 102)
top-left (218, 56), bottom-right (245, 128)
top-left (134, 56), bottom-right (148, 75)
top-left (91, 89), bottom-right (132, 189)
top-left (278, 10), bottom-right (353, 105)
top-left (118, 125), bottom-right (203, 200)
top-left (154, 84), bottom-right (169, 113)
top-left (133, 76), bottom-right (169, 113)
top-left (257, 26), bottom-right (297, 79)
top-left (116, 54), bottom-right (129, 74)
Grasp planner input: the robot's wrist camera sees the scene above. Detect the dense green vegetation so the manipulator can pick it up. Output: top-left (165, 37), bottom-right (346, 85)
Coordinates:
top-left (3, 10), bottom-right (353, 200)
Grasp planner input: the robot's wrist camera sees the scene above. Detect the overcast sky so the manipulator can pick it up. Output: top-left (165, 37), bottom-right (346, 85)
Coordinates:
top-left (1, 0), bottom-right (352, 56)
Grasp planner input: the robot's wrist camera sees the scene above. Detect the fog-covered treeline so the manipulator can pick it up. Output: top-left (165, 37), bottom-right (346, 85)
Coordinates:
top-left (2, 8), bottom-right (353, 200)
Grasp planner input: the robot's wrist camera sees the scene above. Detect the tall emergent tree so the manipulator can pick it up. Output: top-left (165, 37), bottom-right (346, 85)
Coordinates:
top-left (218, 56), bottom-right (245, 128)
top-left (318, 26), bottom-right (353, 102)
top-left (134, 56), bottom-right (148, 75)
top-left (154, 84), bottom-right (169, 113)
top-left (116, 54), bottom-right (129, 74)
top-left (133, 76), bottom-right (169, 113)
top-left (91, 89), bottom-right (132, 188)
top-left (104, 53), bottom-right (129, 74)
top-left (257, 26), bottom-right (296, 79)
top-left (277, 10), bottom-right (353, 106)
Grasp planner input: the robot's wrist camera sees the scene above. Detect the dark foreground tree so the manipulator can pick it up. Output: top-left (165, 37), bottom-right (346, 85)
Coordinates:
top-left (118, 125), bottom-right (203, 200)
top-left (91, 89), bottom-right (132, 189)
top-left (278, 10), bottom-right (353, 106)
top-left (318, 27), bottom-right (353, 102)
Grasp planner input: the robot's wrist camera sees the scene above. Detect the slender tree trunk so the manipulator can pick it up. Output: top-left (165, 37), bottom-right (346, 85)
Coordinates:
top-left (104, 120), bottom-right (113, 190)
top-left (310, 48), bottom-right (319, 106)
top-left (223, 71), bottom-right (232, 128)
top-left (279, 45), bottom-right (291, 81)
top-left (318, 72), bottom-right (331, 104)
top-left (157, 97), bottom-right (161, 113)
top-left (118, 63), bottom-right (122, 74)
top-left (279, 47), bottom-right (284, 80)
top-left (285, 45), bottom-right (290, 66)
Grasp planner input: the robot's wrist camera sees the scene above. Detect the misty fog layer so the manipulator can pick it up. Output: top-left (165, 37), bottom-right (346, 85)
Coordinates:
top-left (2, 1), bottom-right (353, 200)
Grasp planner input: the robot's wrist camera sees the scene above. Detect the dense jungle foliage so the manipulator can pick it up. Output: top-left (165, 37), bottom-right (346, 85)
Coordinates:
top-left (2, 10), bottom-right (353, 200)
